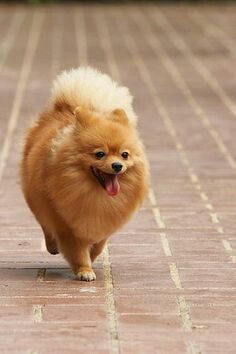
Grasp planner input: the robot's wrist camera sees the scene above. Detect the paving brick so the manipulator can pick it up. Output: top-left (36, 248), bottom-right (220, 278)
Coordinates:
top-left (42, 304), bottom-right (107, 323)
top-left (118, 314), bottom-right (182, 334)
top-left (111, 232), bottom-right (164, 245)
top-left (115, 294), bottom-right (178, 314)
top-left (0, 328), bottom-right (109, 353)
top-left (120, 340), bottom-right (186, 354)
top-left (0, 305), bottom-right (33, 322)
top-left (109, 244), bottom-right (163, 257)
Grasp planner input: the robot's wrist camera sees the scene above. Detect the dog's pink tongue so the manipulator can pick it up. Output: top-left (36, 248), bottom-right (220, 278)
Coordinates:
top-left (104, 174), bottom-right (120, 196)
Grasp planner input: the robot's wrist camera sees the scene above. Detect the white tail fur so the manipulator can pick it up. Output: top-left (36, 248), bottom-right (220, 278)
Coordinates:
top-left (51, 67), bottom-right (137, 125)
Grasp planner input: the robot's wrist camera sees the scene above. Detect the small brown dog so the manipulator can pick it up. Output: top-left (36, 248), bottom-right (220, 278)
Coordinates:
top-left (21, 67), bottom-right (149, 281)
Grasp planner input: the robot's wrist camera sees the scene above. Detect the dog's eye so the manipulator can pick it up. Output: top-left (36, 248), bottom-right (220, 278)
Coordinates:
top-left (95, 151), bottom-right (106, 159)
top-left (121, 151), bottom-right (129, 159)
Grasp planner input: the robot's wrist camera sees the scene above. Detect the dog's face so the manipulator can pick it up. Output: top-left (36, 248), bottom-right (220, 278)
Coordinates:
top-left (72, 107), bottom-right (143, 196)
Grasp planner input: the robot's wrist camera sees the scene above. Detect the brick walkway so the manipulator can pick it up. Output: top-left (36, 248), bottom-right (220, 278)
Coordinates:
top-left (1, 3), bottom-right (236, 353)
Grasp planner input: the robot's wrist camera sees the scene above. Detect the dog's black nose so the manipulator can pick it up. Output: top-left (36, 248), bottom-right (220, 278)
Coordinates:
top-left (112, 162), bottom-right (123, 173)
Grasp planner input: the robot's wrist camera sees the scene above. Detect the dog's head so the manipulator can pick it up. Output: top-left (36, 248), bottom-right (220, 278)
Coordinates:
top-left (69, 107), bottom-right (145, 196)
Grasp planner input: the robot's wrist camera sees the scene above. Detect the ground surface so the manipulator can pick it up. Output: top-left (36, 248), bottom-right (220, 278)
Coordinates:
top-left (1, 2), bottom-right (236, 354)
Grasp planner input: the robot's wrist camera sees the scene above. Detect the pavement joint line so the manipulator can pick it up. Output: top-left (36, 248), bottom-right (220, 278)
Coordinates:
top-left (0, 238), bottom-right (34, 240)
top-left (231, 256), bottom-right (236, 263)
top-left (177, 295), bottom-right (192, 331)
top-left (222, 239), bottom-right (233, 252)
top-left (0, 226), bottom-right (41, 229)
top-left (191, 10), bottom-right (236, 58)
top-left (87, 11), bottom-right (120, 354)
top-left (33, 304), bottom-right (43, 323)
top-left (148, 188), bottom-right (157, 206)
top-left (200, 192), bottom-right (208, 202)
top-left (0, 250), bottom-right (44, 253)
top-left (102, 246), bottom-right (120, 354)
top-left (36, 268), bottom-right (46, 281)
top-left (0, 11), bottom-right (44, 182)
top-left (155, 7), bottom-right (236, 117)
top-left (217, 227), bottom-right (224, 234)
top-left (94, 11), bottom-right (120, 85)
top-left (210, 213), bottom-right (220, 224)
top-left (111, 242), bottom-right (169, 246)
top-left (205, 203), bottom-right (213, 211)
top-left (178, 297), bottom-right (201, 354)
top-left (129, 8), bottom-right (235, 263)
top-left (0, 12), bottom-right (25, 73)
top-left (74, 7), bottom-right (87, 67)
top-left (1, 304), bottom-right (103, 307)
top-left (2, 284), bottom-right (236, 290)
top-left (119, 312), bottom-right (176, 316)
top-left (116, 231), bottom-right (158, 234)
top-left (182, 156), bottom-right (189, 166)
top-left (192, 303), bottom-right (236, 308)
top-left (187, 339), bottom-right (201, 354)
top-left (189, 172), bottom-right (198, 183)
top-left (140, 8), bottom-right (236, 170)
top-left (160, 233), bottom-right (172, 257)
top-left (2, 286), bottom-right (236, 299)
top-left (169, 263), bottom-right (182, 289)
top-left (153, 207), bottom-right (166, 229)
top-left (4, 295), bottom-right (236, 303)
top-left (51, 11), bottom-right (62, 77)
top-left (147, 192), bottom-right (182, 290)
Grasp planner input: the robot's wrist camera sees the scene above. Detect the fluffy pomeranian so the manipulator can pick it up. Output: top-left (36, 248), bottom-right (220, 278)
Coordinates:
top-left (21, 67), bottom-right (149, 281)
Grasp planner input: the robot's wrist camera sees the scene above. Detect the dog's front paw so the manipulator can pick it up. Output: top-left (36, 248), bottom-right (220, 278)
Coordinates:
top-left (76, 268), bottom-right (96, 282)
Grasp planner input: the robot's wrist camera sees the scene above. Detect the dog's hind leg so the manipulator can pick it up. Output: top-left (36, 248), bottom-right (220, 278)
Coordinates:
top-left (90, 239), bottom-right (107, 262)
top-left (42, 227), bottom-right (59, 255)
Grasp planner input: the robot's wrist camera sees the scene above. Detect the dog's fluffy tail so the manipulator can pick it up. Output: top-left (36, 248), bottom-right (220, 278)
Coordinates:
top-left (50, 67), bottom-right (137, 125)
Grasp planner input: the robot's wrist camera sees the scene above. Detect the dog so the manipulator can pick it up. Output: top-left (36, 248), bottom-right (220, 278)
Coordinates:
top-left (21, 67), bottom-right (149, 281)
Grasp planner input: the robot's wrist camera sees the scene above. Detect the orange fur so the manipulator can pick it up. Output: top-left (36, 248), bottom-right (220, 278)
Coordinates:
top-left (20, 77), bottom-right (149, 281)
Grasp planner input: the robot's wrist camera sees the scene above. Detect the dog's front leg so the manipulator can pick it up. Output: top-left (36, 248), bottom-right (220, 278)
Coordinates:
top-left (73, 240), bottom-right (96, 281)
top-left (58, 235), bottom-right (96, 281)
top-left (75, 243), bottom-right (96, 282)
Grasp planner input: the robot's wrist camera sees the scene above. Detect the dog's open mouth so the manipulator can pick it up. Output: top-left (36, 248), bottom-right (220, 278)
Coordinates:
top-left (91, 167), bottom-right (120, 196)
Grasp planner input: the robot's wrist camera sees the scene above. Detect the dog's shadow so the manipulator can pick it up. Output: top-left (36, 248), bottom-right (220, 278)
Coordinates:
top-left (2, 257), bottom-right (104, 286)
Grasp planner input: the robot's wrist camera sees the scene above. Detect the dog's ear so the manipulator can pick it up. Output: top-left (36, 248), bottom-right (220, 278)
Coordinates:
top-left (74, 106), bottom-right (92, 129)
top-left (111, 109), bottom-right (129, 125)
